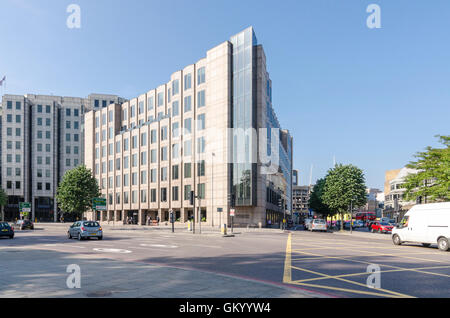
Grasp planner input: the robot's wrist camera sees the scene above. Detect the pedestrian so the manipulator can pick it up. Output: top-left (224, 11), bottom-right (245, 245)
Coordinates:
top-left (157, 216), bottom-right (160, 225)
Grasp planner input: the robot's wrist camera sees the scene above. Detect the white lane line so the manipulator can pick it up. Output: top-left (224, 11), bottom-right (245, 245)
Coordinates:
top-left (93, 248), bottom-right (132, 254)
top-left (139, 244), bottom-right (178, 249)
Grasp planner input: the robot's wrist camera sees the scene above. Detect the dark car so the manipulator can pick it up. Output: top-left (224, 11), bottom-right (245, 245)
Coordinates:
top-left (14, 220), bottom-right (34, 230)
top-left (0, 222), bottom-right (14, 239)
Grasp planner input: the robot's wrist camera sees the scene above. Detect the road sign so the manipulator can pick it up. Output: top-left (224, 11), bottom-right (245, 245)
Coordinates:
top-left (19, 202), bottom-right (31, 213)
top-left (217, 208), bottom-right (223, 213)
top-left (92, 198), bottom-right (107, 211)
top-left (230, 209), bottom-right (235, 217)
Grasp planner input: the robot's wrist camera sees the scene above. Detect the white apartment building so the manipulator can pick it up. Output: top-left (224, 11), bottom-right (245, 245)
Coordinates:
top-left (0, 93), bottom-right (124, 221)
top-left (84, 27), bottom-right (293, 227)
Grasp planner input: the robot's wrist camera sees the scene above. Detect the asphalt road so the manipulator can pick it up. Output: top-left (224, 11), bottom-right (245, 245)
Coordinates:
top-left (0, 224), bottom-right (449, 298)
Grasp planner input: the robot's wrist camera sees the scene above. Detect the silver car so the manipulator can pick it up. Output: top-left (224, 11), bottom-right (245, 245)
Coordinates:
top-left (310, 219), bottom-right (327, 232)
top-left (68, 221), bottom-right (103, 240)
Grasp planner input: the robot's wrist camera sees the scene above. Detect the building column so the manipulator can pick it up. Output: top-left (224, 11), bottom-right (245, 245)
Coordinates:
top-left (138, 209), bottom-right (143, 226)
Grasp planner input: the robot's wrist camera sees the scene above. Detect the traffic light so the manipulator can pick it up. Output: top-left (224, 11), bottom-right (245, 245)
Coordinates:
top-left (190, 191), bottom-right (195, 205)
top-left (169, 211), bottom-right (175, 223)
top-left (278, 198), bottom-right (283, 209)
top-left (228, 193), bottom-right (236, 207)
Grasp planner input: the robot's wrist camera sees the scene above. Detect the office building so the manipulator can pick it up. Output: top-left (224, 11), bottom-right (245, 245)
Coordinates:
top-left (84, 27), bottom-right (293, 227)
top-left (0, 93), bottom-right (124, 221)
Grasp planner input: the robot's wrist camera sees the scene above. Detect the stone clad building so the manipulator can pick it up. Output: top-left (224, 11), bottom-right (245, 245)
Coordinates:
top-left (0, 93), bottom-right (124, 221)
top-left (84, 27), bottom-right (293, 227)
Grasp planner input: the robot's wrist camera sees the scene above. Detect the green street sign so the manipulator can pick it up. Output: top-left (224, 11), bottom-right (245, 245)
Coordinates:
top-left (92, 198), bottom-right (107, 211)
top-left (19, 202), bottom-right (31, 213)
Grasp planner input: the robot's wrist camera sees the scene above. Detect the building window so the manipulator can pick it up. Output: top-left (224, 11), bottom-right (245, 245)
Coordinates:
top-left (197, 114), bottom-right (205, 130)
top-left (161, 188), bottom-right (167, 202)
top-left (184, 96), bottom-right (192, 113)
top-left (161, 126), bottom-right (168, 141)
top-left (184, 140), bottom-right (192, 157)
top-left (197, 183), bottom-right (205, 199)
top-left (141, 171), bottom-right (147, 185)
top-left (198, 67), bottom-right (206, 85)
top-left (184, 163), bottom-right (191, 178)
top-left (197, 90), bottom-right (206, 108)
top-left (197, 160), bottom-right (205, 177)
top-left (172, 122), bottom-right (180, 138)
top-left (172, 143), bottom-right (179, 159)
top-left (141, 190), bottom-right (147, 203)
top-left (151, 129), bottom-right (157, 144)
top-left (172, 186), bottom-right (179, 201)
top-left (141, 132), bottom-right (147, 146)
top-left (168, 164), bottom-right (178, 181)
top-left (172, 79), bottom-right (179, 96)
top-left (184, 185), bottom-right (192, 201)
top-left (197, 137), bottom-right (206, 154)
top-left (172, 101), bottom-right (179, 117)
top-left (161, 147), bottom-right (168, 161)
top-left (151, 169), bottom-right (157, 183)
top-left (148, 96), bottom-right (154, 110)
top-left (141, 151), bottom-right (147, 165)
top-left (151, 149), bottom-right (157, 163)
top-left (158, 92), bottom-right (164, 107)
top-left (184, 74), bottom-right (192, 90)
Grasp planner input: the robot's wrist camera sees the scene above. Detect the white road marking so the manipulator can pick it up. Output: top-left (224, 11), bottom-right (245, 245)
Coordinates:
top-left (93, 248), bottom-right (132, 254)
top-left (139, 244), bottom-right (178, 249)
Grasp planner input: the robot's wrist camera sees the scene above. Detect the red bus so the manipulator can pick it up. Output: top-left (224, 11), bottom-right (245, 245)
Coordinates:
top-left (355, 212), bottom-right (376, 221)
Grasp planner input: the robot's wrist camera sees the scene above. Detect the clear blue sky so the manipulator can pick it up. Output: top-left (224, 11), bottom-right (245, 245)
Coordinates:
top-left (1, 0), bottom-right (449, 190)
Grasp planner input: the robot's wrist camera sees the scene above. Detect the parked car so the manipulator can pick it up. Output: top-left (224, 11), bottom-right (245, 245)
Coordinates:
top-left (68, 221), bottom-right (103, 241)
top-left (371, 221), bottom-right (394, 234)
top-left (14, 220), bottom-right (34, 230)
top-left (353, 220), bottom-right (365, 228)
top-left (0, 222), bottom-right (14, 239)
top-left (310, 219), bottom-right (327, 232)
top-left (392, 202), bottom-right (450, 251)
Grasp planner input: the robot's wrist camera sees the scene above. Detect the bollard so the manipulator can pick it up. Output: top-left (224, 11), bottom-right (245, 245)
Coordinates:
top-left (221, 224), bottom-right (227, 235)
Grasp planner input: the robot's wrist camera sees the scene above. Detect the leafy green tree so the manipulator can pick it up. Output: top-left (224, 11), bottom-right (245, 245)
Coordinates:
top-left (56, 165), bottom-right (100, 220)
top-left (403, 135), bottom-right (450, 203)
top-left (322, 164), bottom-right (367, 231)
top-left (0, 188), bottom-right (7, 222)
top-left (309, 178), bottom-right (334, 218)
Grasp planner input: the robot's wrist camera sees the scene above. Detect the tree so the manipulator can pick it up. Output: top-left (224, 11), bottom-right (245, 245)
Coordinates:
top-left (0, 188), bottom-right (7, 222)
top-left (56, 165), bottom-right (100, 220)
top-left (308, 178), bottom-right (334, 219)
top-left (322, 164), bottom-right (367, 231)
top-left (403, 135), bottom-right (450, 203)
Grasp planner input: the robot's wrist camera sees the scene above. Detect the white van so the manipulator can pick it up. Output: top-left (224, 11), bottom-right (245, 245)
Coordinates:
top-left (392, 202), bottom-right (450, 251)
